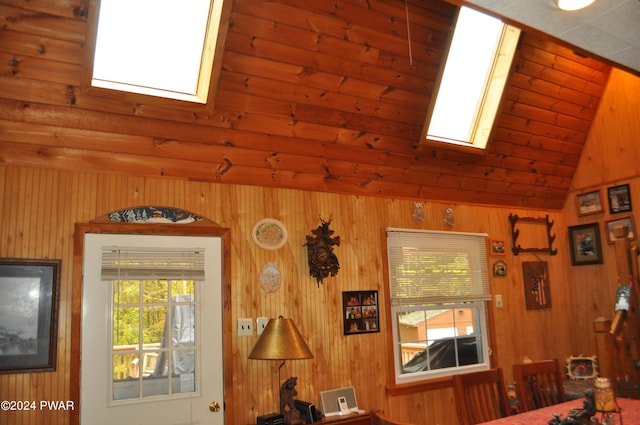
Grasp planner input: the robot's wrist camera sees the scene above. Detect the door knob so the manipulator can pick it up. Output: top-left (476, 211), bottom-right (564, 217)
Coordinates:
top-left (209, 401), bottom-right (221, 412)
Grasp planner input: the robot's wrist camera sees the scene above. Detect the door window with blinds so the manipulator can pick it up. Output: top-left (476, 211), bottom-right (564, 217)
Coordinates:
top-left (384, 228), bottom-right (491, 385)
top-left (102, 247), bottom-right (204, 402)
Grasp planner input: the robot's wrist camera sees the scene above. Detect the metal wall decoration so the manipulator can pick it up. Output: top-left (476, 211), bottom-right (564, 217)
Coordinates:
top-left (305, 217), bottom-right (340, 286)
top-left (522, 261), bottom-right (551, 310)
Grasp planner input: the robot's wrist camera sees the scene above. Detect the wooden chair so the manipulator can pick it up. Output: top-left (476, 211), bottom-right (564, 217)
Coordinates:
top-left (453, 368), bottom-right (511, 425)
top-left (513, 358), bottom-right (566, 412)
top-left (370, 409), bottom-right (413, 425)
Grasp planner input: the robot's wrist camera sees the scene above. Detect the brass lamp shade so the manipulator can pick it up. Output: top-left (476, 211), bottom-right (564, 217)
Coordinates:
top-left (249, 317), bottom-right (313, 360)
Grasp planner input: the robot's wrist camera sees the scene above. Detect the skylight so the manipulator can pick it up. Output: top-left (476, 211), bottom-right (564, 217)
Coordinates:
top-left (89, 0), bottom-right (226, 104)
top-left (423, 7), bottom-right (520, 151)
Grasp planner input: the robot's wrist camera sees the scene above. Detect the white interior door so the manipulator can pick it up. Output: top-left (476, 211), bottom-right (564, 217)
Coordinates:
top-left (81, 233), bottom-right (224, 425)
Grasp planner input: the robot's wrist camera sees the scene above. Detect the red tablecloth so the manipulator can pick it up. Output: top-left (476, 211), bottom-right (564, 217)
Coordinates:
top-left (479, 397), bottom-right (640, 424)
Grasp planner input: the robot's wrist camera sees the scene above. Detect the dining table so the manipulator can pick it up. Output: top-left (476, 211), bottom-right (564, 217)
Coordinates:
top-left (478, 397), bottom-right (640, 424)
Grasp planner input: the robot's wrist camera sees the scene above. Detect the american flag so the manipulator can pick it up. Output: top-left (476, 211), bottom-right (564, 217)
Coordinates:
top-left (529, 271), bottom-right (547, 306)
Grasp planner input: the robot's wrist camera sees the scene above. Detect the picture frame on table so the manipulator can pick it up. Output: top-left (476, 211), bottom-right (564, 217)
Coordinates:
top-left (342, 290), bottom-right (379, 335)
top-left (565, 355), bottom-right (599, 380)
top-left (567, 223), bottom-right (603, 266)
top-left (576, 189), bottom-right (604, 216)
top-left (606, 216), bottom-right (637, 244)
top-left (607, 184), bottom-right (632, 214)
top-left (0, 258), bottom-right (61, 374)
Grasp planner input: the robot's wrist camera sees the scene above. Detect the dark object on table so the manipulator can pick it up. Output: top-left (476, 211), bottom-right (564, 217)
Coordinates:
top-left (548, 389), bottom-right (597, 425)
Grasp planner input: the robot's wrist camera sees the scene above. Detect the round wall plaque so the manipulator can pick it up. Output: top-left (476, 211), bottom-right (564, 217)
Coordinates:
top-left (259, 262), bottom-right (282, 293)
top-left (252, 218), bottom-right (288, 250)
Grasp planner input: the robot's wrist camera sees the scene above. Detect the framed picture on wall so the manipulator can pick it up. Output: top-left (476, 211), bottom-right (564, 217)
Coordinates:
top-left (606, 216), bottom-right (637, 244)
top-left (342, 291), bottom-right (379, 335)
top-left (607, 184), bottom-right (632, 214)
top-left (576, 189), bottom-right (604, 216)
top-left (0, 258), bottom-right (61, 373)
top-left (490, 239), bottom-right (506, 255)
top-left (568, 223), bottom-right (603, 266)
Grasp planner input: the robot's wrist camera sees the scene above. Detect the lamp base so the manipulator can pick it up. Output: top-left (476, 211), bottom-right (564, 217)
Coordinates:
top-left (280, 377), bottom-right (303, 425)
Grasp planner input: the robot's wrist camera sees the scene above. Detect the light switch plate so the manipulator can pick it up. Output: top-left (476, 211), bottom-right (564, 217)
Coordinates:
top-left (237, 318), bottom-right (253, 336)
top-left (257, 317), bottom-right (269, 335)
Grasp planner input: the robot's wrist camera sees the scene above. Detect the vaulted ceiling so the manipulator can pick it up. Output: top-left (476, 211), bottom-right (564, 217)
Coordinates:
top-left (0, 0), bottom-right (617, 210)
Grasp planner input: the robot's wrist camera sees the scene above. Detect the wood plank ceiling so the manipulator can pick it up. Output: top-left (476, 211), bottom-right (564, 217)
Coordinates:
top-left (0, 0), bottom-right (611, 209)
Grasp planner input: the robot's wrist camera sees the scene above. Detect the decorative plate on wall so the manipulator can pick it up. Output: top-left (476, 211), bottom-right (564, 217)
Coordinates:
top-left (252, 218), bottom-right (288, 250)
top-left (259, 262), bottom-right (282, 293)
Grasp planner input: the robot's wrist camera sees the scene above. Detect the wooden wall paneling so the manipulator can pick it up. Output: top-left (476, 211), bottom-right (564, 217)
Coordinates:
top-left (563, 69), bottom-right (640, 357)
top-left (571, 69), bottom-right (640, 190)
top-left (0, 164), bottom-right (582, 425)
top-left (0, 0), bottom-right (614, 210)
top-left (0, 4), bottom-right (86, 42)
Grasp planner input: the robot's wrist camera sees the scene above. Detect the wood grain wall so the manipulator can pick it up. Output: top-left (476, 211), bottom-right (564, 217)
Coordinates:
top-left (0, 164), bottom-right (576, 425)
top-left (0, 0), bottom-right (609, 210)
top-left (0, 65), bottom-right (638, 423)
top-left (0, 0), bottom-right (636, 423)
top-left (564, 68), bottom-right (640, 358)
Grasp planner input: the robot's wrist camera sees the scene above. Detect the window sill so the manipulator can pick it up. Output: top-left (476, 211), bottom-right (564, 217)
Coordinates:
top-left (385, 375), bottom-right (453, 396)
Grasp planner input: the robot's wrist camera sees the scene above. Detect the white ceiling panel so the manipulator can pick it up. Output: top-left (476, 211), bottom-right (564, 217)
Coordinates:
top-left (465, 0), bottom-right (640, 74)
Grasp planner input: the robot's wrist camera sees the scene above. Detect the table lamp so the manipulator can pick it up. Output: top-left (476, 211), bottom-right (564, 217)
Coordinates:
top-left (249, 316), bottom-right (314, 420)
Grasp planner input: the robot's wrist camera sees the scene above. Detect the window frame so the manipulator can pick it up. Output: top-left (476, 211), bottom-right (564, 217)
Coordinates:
top-left (420, 6), bottom-right (521, 154)
top-left (382, 228), bottom-right (496, 392)
top-left (81, 0), bottom-right (230, 110)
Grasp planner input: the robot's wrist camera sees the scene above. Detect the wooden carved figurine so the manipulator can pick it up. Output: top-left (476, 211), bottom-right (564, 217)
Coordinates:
top-left (280, 377), bottom-right (302, 425)
top-left (305, 217), bottom-right (340, 286)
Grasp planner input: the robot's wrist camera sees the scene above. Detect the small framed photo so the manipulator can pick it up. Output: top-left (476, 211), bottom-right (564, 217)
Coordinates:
top-left (0, 258), bottom-right (61, 373)
top-left (490, 239), bottom-right (506, 255)
top-left (493, 260), bottom-right (507, 277)
top-left (565, 355), bottom-right (599, 380)
top-left (576, 189), bottom-right (604, 216)
top-left (607, 184), bottom-right (632, 214)
top-left (342, 291), bottom-right (379, 335)
top-left (606, 216), bottom-right (637, 244)
top-left (568, 223), bottom-right (603, 266)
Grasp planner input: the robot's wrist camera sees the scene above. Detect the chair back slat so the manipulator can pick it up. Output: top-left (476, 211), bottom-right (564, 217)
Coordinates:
top-left (454, 368), bottom-right (510, 425)
top-left (513, 358), bottom-right (566, 412)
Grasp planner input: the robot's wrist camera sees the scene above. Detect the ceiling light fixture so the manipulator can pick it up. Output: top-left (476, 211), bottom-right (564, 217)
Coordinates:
top-left (556, 0), bottom-right (596, 11)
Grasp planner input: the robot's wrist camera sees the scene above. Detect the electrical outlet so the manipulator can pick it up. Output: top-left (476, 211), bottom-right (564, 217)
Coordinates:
top-left (257, 317), bottom-right (269, 335)
top-left (237, 318), bottom-right (253, 336)
top-left (495, 294), bottom-right (503, 308)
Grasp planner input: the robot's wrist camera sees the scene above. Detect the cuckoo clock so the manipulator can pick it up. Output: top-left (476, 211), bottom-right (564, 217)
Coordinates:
top-left (305, 217), bottom-right (340, 286)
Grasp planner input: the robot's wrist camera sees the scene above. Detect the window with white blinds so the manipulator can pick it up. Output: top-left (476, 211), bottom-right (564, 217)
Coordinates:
top-left (386, 228), bottom-right (490, 306)
top-left (384, 228), bottom-right (492, 384)
top-left (101, 247), bottom-right (205, 281)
